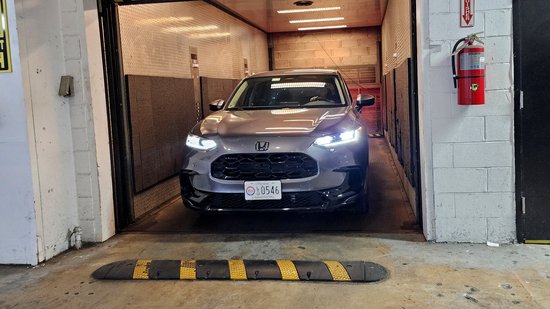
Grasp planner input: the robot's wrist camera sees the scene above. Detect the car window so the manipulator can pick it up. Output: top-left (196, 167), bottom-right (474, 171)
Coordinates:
top-left (226, 75), bottom-right (346, 110)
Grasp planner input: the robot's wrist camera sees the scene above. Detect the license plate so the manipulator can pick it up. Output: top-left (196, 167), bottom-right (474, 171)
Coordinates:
top-left (244, 181), bottom-right (282, 200)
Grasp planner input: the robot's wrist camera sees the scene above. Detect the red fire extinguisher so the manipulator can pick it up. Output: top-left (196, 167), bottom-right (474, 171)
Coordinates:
top-left (452, 33), bottom-right (485, 105)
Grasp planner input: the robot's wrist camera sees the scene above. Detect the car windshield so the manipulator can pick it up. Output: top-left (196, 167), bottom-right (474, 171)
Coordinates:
top-left (226, 75), bottom-right (347, 110)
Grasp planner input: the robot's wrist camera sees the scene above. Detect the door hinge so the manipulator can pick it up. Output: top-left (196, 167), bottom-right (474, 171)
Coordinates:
top-left (520, 90), bottom-right (524, 110)
top-left (521, 196), bottom-right (526, 214)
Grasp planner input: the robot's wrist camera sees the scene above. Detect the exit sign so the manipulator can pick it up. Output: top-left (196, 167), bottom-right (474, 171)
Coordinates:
top-left (460, 0), bottom-right (475, 28)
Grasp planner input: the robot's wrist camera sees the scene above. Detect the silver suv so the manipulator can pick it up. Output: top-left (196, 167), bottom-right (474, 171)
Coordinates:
top-left (180, 69), bottom-right (374, 213)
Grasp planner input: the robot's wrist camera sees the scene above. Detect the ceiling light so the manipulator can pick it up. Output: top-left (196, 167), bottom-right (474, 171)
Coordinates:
top-left (298, 25), bottom-right (348, 31)
top-left (163, 25), bottom-right (219, 33)
top-left (138, 16), bottom-right (194, 26)
top-left (294, 0), bottom-right (314, 6)
top-left (189, 32), bottom-right (231, 39)
top-left (277, 6), bottom-right (341, 14)
top-left (289, 17), bottom-right (345, 24)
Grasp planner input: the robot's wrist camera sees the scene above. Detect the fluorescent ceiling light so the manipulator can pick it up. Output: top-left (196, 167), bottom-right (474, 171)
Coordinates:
top-left (189, 32), bottom-right (231, 39)
top-left (298, 25), bottom-right (348, 31)
top-left (277, 6), bottom-right (341, 14)
top-left (138, 16), bottom-right (194, 26)
top-left (289, 17), bottom-right (345, 24)
top-left (164, 25), bottom-right (219, 33)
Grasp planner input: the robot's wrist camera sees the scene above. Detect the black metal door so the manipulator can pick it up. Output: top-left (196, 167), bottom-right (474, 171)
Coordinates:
top-left (514, 0), bottom-right (550, 242)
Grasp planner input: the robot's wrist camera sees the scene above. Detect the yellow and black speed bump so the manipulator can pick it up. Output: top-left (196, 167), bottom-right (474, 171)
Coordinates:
top-left (92, 259), bottom-right (387, 283)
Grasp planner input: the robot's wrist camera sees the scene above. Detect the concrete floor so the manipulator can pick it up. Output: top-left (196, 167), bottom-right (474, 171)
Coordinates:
top-left (2, 138), bottom-right (549, 308)
top-left (125, 137), bottom-right (419, 234)
top-left (1, 234), bottom-right (549, 308)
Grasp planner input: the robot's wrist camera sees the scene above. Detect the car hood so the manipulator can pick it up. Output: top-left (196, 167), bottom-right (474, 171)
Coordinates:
top-left (199, 107), bottom-right (353, 136)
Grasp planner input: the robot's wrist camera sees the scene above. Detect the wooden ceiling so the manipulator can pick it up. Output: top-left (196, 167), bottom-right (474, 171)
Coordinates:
top-left (211, 0), bottom-right (387, 32)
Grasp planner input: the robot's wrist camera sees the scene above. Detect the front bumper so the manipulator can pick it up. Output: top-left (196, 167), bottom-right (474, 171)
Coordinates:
top-left (180, 135), bottom-right (368, 212)
top-left (180, 167), bottom-right (366, 212)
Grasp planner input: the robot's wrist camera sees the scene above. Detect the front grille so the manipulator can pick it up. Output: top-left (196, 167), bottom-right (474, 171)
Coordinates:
top-left (209, 192), bottom-right (326, 210)
top-left (211, 153), bottom-right (318, 181)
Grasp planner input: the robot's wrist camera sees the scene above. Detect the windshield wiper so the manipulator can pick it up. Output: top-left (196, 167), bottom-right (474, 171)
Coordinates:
top-left (308, 96), bottom-right (335, 103)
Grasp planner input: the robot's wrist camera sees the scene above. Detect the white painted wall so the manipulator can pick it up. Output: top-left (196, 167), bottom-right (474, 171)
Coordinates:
top-left (0, 0), bottom-right (38, 265)
top-left (1, 0), bottom-right (115, 264)
top-left (83, 0), bottom-right (115, 242)
top-left (418, 0), bottom-right (515, 243)
top-left (17, 0), bottom-right (81, 260)
top-left (59, 0), bottom-right (115, 243)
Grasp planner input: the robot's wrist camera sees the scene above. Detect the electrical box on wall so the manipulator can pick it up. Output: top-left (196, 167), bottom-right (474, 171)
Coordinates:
top-left (191, 53), bottom-right (199, 68)
top-left (58, 76), bottom-right (74, 97)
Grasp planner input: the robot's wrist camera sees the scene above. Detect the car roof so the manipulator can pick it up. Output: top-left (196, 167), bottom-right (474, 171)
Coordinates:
top-left (248, 69), bottom-right (339, 78)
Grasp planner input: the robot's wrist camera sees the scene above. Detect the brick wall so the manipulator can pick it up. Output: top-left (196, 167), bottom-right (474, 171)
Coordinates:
top-left (423, 0), bottom-right (514, 243)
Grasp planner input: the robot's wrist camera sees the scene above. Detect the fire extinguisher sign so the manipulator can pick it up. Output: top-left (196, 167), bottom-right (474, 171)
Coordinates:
top-left (460, 0), bottom-right (475, 28)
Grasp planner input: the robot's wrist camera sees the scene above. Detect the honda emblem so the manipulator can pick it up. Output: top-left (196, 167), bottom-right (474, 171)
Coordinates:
top-left (255, 141), bottom-right (269, 151)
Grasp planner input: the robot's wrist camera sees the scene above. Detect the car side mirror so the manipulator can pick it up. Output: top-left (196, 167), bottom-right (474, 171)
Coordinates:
top-left (209, 99), bottom-right (225, 111)
top-left (356, 94), bottom-right (375, 111)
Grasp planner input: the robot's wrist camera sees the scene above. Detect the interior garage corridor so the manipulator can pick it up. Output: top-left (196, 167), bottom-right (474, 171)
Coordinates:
top-left (106, 0), bottom-right (422, 235)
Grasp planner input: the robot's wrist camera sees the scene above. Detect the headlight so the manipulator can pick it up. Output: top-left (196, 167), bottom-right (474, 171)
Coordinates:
top-left (186, 134), bottom-right (217, 151)
top-left (314, 128), bottom-right (361, 148)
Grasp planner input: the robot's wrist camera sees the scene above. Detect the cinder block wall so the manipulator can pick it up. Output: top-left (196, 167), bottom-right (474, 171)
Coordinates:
top-left (271, 28), bottom-right (382, 134)
top-left (421, 0), bottom-right (514, 243)
top-left (61, 0), bottom-right (114, 245)
top-left (11, 0), bottom-right (115, 263)
top-left (272, 28), bottom-right (378, 69)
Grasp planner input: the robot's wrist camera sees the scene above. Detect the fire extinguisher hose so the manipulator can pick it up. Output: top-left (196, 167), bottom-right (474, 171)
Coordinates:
top-left (451, 38), bottom-right (465, 89)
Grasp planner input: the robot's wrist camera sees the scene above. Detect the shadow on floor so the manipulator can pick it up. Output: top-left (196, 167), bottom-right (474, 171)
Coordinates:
top-left (124, 138), bottom-right (423, 239)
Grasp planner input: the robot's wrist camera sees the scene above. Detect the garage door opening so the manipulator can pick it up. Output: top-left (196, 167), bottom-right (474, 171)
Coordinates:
top-left (99, 0), bottom-right (422, 237)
